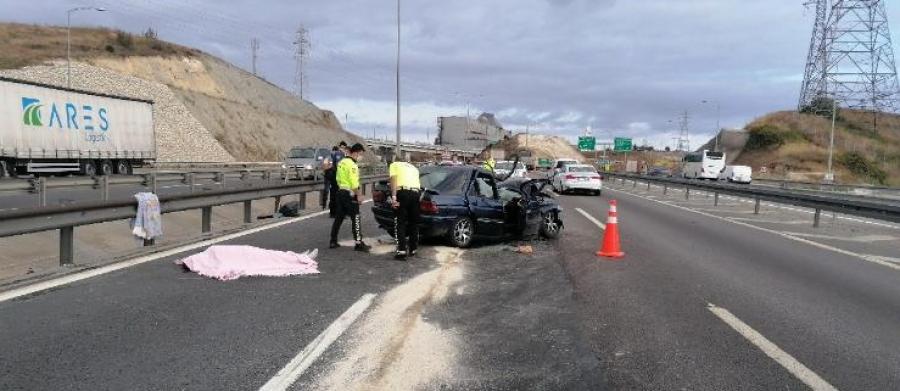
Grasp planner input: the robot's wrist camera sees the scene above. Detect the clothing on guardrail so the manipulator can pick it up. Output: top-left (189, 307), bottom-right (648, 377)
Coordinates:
top-left (176, 245), bottom-right (319, 281)
top-left (132, 192), bottom-right (162, 240)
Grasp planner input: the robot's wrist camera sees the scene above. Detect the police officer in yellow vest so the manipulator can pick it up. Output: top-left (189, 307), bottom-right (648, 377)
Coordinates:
top-left (389, 158), bottom-right (421, 260)
top-left (482, 156), bottom-right (496, 173)
top-left (330, 143), bottom-right (371, 252)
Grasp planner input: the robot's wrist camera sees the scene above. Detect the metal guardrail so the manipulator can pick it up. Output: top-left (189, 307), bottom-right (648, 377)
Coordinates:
top-left (0, 171), bottom-right (388, 267)
top-left (752, 178), bottom-right (900, 200)
top-left (604, 173), bottom-right (900, 227)
top-left (0, 165), bottom-right (386, 208)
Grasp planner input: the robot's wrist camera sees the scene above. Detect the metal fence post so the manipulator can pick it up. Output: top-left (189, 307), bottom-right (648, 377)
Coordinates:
top-left (647, 181), bottom-right (651, 191)
top-left (99, 175), bottom-right (109, 201)
top-left (201, 207), bottom-right (212, 233)
top-left (754, 197), bottom-right (761, 215)
top-left (298, 192), bottom-right (307, 210)
top-left (274, 195), bottom-right (282, 214)
top-left (36, 177), bottom-right (47, 207)
top-left (216, 172), bottom-right (226, 189)
top-left (244, 200), bottom-right (252, 224)
top-left (60, 226), bottom-right (74, 266)
top-left (714, 192), bottom-right (719, 206)
top-left (813, 208), bottom-right (822, 228)
top-left (145, 173), bottom-right (158, 194)
top-left (187, 173), bottom-right (196, 194)
top-left (685, 187), bottom-right (690, 200)
top-left (632, 180), bottom-right (637, 189)
top-left (663, 184), bottom-right (668, 195)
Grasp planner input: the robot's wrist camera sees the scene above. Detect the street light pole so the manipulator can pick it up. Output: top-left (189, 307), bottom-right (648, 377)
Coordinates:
top-left (66, 7), bottom-right (106, 89)
top-left (395, 0), bottom-right (402, 162)
top-left (826, 98), bottom-right (837, 183)
top-left (701, 100), bottom-right (721, 152)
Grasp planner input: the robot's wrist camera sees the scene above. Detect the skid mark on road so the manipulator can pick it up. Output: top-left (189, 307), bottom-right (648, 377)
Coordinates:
top-left (708, 304), bottom-right (839, 391)
top-left (607, 187), bottom-right (900, 272)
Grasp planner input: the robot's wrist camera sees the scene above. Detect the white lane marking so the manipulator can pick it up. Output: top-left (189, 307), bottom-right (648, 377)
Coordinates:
top-left (708, 304), bottom-right (839, 391)
top-left (727, 217), bottom-right (811, 225)
top-left (0, 201), bottom-right (372, 303)
top-left (782, 232), bottom-right (899, 243)
top-left (575, 208), bottom-right (606, 230)
top-left (608, 187), bottom-right (900, 272)
top-left (259, 293), bottom-right (377, 391)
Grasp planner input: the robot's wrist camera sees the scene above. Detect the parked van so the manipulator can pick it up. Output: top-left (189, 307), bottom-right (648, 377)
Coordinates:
top-left (719, 165), bottom-right (752, 184)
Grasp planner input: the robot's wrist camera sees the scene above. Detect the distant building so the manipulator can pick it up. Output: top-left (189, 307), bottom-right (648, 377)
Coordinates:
top-left (437, 113), bottom-right (508, 150)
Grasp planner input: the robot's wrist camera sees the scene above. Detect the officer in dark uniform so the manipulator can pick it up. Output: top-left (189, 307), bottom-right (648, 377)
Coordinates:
top-left (325, 141), bottom-right (347, 217)
top-left (330, 143), bottom-right (370, 252)
top-left (389, 158), bottom-right (421, 260)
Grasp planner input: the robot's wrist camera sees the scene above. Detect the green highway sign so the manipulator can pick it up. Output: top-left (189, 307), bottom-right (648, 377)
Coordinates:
top-left (577, 136), bottom-right (596, 152)
top-left (614, 137), bottom-right (633, 152)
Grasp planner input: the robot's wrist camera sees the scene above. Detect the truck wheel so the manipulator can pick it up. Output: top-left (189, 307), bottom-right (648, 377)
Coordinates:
top-left (114, 160), bottom-right (130, 175)
top-left (99, 160), bottom-right (114, 176)
top-left (81, 160), bottom-right (98, 177)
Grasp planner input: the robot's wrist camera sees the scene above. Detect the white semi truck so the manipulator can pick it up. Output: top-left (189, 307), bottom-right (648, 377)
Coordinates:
top-left (0, 77), bottom-right (155, 177)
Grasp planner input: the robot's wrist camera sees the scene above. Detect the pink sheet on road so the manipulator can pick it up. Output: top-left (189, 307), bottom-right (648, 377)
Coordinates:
top-left (176, 245), bottom-right (319, 281)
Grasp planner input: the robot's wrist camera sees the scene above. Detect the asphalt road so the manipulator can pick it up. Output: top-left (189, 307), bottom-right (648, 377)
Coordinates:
top-left (1, 180), bottom-right (899, 390)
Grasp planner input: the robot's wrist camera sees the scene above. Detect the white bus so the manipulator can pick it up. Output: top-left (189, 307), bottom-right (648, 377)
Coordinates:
top-left (682, 150), bottom-right (726, 180)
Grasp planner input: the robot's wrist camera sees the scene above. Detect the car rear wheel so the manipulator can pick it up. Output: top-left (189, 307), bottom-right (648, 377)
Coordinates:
top-left (540, 211), bottom-right (561, 239)
top-left (449, 217), bottom-right (474, 248)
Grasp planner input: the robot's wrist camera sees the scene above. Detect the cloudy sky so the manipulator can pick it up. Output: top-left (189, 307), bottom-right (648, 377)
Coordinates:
top-left (5, 0), bottom-right (894, 149)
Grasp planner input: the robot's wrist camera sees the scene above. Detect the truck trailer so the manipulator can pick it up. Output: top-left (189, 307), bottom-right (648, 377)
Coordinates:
top-left (0, 77), bottom-right (155, 177)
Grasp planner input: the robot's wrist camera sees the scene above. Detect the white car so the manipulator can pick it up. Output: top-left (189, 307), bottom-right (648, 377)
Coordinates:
top-left (553, 164), bottom-right (603, 195)
top-left (719, 165), bottom-right (753, 184)
top-left (494, 161), bottom-right (527, 178)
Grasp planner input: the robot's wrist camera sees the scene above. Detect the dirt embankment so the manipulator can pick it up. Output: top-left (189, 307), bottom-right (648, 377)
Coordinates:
top-left (495, 134), bottom-right (585, 163)
top-left (731, 111), bottom-right (900, 186)
top-left (0, 22), bottom-right (364, 162)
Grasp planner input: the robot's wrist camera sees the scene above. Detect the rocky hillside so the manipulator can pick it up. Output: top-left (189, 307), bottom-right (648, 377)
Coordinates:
top-left (0, 23), bottom-right (362, 162)
top-left (710, 110), bottom-right (899, 186)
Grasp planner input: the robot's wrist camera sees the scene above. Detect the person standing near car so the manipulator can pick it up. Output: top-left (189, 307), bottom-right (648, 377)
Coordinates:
top-left (325, 141), bottom-right (348, 217)
top-left (330, 143), bottom-right (370, 252)
top-left (389, 158), bottom-right (421, 260)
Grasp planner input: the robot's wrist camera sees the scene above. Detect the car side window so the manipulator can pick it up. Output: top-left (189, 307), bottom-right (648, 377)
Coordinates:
top-left (473, 174), bottom-right (497, 199)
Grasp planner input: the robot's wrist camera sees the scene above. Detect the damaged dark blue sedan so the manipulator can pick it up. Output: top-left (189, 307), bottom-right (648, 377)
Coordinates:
top-left (372, 165), bottom-right (564, 247)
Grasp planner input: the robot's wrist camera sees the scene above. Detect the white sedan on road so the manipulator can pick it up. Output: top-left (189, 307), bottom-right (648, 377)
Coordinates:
top-left (552, 164), bottom-right (603, 195)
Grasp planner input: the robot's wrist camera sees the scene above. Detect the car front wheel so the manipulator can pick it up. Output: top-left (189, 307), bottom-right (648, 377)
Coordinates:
top-left (450, 217), bottom-right (474, 248)
top-left (540, 211), bottom-right (562, 239)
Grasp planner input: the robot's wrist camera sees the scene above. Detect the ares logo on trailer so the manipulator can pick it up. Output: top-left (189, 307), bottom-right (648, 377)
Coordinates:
top-left (21, 97), bottom-right (110, 142)
top-left (22, 98), bottom-right (43, 126)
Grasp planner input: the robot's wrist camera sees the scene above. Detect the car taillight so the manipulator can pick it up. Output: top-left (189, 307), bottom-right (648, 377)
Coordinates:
top-left (373, 190), bottom-right (386, 203)
top-left (420, 200), bottom-right (439, 215)
top-left (591, 175), bottom-right (601, 180)
top-left (565, 174), bottom-right (576, 180)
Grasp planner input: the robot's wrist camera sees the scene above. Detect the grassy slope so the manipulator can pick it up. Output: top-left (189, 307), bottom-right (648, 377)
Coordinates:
top-left (0, 22), bottom-right (198, 70)
top-left (736, 110), bottom-right (899, 186)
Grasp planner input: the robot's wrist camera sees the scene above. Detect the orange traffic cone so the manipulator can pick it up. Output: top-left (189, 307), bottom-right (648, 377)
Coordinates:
top-left (597, 200), bottom-right (625, 259)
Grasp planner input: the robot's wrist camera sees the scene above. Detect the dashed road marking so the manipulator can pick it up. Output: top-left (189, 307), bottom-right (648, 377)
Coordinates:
top-left (259, 293), bottom-right (377, 391)
top-left (708, 304), bottom-right (839, 391)
top-left (575, 208), bottom-right (606, 230)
